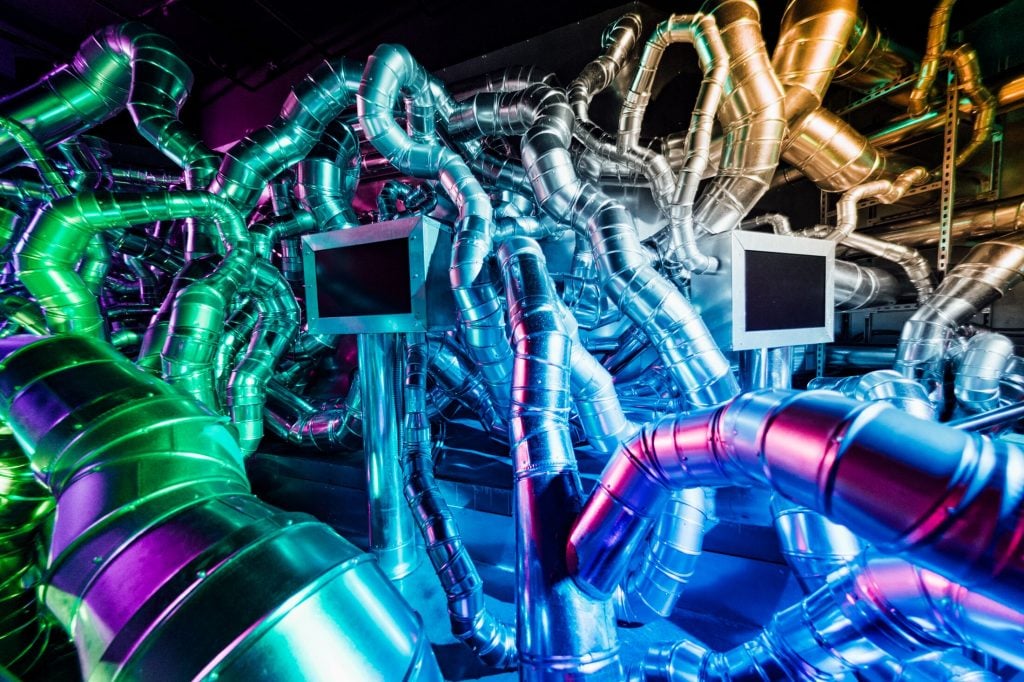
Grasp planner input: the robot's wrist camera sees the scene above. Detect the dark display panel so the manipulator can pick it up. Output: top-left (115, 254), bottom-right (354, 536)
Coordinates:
top-left (744, 250), bottom-right (826, 332)
top-left (314, 238), bottom-right (412, 317)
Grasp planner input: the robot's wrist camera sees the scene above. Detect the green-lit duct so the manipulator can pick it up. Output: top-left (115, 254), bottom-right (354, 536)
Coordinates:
top-left (0, 334), bottom-right (444, 681)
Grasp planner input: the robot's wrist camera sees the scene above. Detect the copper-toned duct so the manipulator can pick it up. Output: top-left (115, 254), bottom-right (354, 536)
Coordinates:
top-left (691, 0), bottom-right (786, 234)
top-left (909, 0), bottom-right (957, 117)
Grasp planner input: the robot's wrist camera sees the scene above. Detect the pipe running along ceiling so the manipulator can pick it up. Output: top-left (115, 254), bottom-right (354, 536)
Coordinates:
top-left (0, 0), bottom-right (1022, 680)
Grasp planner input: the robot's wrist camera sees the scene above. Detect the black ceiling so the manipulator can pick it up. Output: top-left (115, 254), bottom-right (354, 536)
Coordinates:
top-left (0, 0), bottom-right (1016, 151)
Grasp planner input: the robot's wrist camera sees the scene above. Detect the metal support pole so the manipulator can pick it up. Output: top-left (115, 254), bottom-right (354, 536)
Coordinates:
top-left (938, 68), bottom-right (960, 275)
top-left (358, 332), bottom-right (420, 580)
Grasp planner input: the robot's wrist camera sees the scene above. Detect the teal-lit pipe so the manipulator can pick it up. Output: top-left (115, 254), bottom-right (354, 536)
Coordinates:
top-left (0, 334), bottom-right (444, 681)
top-left (358, 44), bottom-right (513, 410)
top-left (263, 376), bottom-right (363, 452)
top-left (226, 261), bottom-right (300, 456)
top-left (0, 116), bottom-right (72, 198)
top-left (0, 427), bottom-right (57, 677)
top-left (358, 333), bottom-right (421, 580)
top-left (136, 255), bottom-right (219, 374)
top-left (425, 333), bottom-right (503, 437)
top-left (498, 236), bottom-right (621, 680)
top-left (402, 334), bottom-right (517, 669)
top-left (0, 22), bottom-right (218, 183)
top-left (11, 189), bottom-right (252, 410)
top-left (250, 210), bottom-right (317, 259)
top-left (214, 296), bottom-right (259, 388)
top-left (208, 58), bottom-right (364, 211)
top-left (294, 119), bottom-right (361, 231)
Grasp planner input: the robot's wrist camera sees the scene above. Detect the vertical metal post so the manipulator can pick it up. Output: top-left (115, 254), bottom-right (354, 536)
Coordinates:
top-left (816, 191), bottom-right (831, 378)
top-left (937, 68), bottom-right (960, 276)
top-left (357, 332), bottom-right (420, 580)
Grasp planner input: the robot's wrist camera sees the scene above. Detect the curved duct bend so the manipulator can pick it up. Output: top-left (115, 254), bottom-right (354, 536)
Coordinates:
top-left (294, 119), bottom-right (362, 231)
top-left (0, 334), bottom-right (443, 681)
top-left (449, 83), bottom-right (739, 407)
top-left (630, 551), bottom-right (1024, 681)
top-left (568, 388), bottom-right (1024, 613)
top-left (895, 234), bottom-right (1024, 393)
top-left (692, 0), bottom-right (786, 234)
top-left (401, 334), bottom-right (517, 670)
top-left (0, 22), bottom-right (218, 182)
top-left (359, 44), bottom-right (512, 410)
top-left (771, 0), bottom-right (906, 192)
top-left (208, 57), bottom-right (364, 211)
top-left (498, 236), bottom-right (621, 680)
top-left (954, 332), bottom-right (1016, 414)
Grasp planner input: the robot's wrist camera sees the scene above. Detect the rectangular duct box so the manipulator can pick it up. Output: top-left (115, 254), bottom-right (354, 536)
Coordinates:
top-left (302, 216), bottom-right (455, 334)
top-left (690, 231), bottom-right (835, 351)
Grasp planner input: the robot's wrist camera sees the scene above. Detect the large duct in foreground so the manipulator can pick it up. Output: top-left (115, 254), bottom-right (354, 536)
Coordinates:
top-left (0, 334), bottom-right (444, 681)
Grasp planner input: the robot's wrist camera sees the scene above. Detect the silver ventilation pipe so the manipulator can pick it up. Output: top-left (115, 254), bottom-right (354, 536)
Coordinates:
top-left (294, 119), bottom-right (362, 231)
top-left (401, 333), bottom-right (518, 670)
top-left (450, 65), bottom-right (558, 100)
top-left (614, 487), bottom-right (714, 625)
top-left (425, 333), bottom-right (504, 437)
top-left (0, 23), bottom-right (219, 183)
top-left (556, 297), bottom-right (637, 454)
top-left (208, 57), bottom-right (364, 211)
top-left (359, 44), bottom-right (512, 410)
top-left (878, 651), bottom-right (1003, 682)
top-left (691, 0), bottom-right (786, 234)
top-left (954, 332), bottom-right (1016, 414)
top-left (834, 259), bottom-right (901, 309)
top-left (629, 551), bottom-right (1024, 681)
top-left (809, 368), bottom-right (936, 421)
top-left (568, 388), bottom-right (1024, 613)
top-left (224, 260), bottom-right (300, 457)
top-left (263, 376), bottom-right (363, 452)
top-left (0, 334), bottom-right (444, 681)
top-left (895, 234), bottom-right (1024, 392)
top-left (498, 236), bottom-right (621, 680)
top-left (862, 194), bottom-right (1024, 248)
top-left (449, 83), bottom-right (739, 408)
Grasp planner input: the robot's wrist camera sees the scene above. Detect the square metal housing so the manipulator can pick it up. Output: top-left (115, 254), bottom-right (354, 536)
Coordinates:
top-left (690, 231), bottom-right (835, 351)
top-left (302, 216), bottom-right (455, 334)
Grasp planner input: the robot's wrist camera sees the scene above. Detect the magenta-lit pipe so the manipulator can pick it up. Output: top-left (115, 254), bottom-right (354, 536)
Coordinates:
top-left (567, 388), bottom-right (1024, 615)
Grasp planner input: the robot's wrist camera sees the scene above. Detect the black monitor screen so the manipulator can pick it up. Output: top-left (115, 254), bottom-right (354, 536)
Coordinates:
top-left (314, 237), bottom-right (412, 317)
top-left (744, 250), bottom-right (826, 332)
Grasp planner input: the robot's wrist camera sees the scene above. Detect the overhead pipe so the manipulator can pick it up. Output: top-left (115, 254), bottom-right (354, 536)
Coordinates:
top-left (449, 82), bottom-right (739, 407)
top-left (833, 6), bottom-right (917, 95)
top-left (0, 334), bottom-right (444, 681)
top-left (294, 119), bottom-right (362, 231)
top-left (359, 44), bottom-right (512, 410)
top-left (0, 22), bottom-right (219, 182)
top-left (567, 388), bottom-right (1024, 614)
top-left (13, 190), bottom-right (250, 339)
top-left (401, 333), bottom-right (518, 670)
top-left (895, 233), bottom-right (1024, 393)
top-left (645, 15), bottom-right (729, 273)
top-left (630, 551), bottom-right (1024, 681)
top-left (863, 194), bottom-right (1024, 247)
top-left (908, 0), bottom-right (957, 117)
top-left (770, 0), bottom-right (907, 192)
top-left (498, 236), bottom-right (621, 680)
top-left (689, 0), bottom-right (785, 234)
top-left (208, 57), bottom-right (364, 211)
top-left (809, 167), bottom-right (934, 301)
